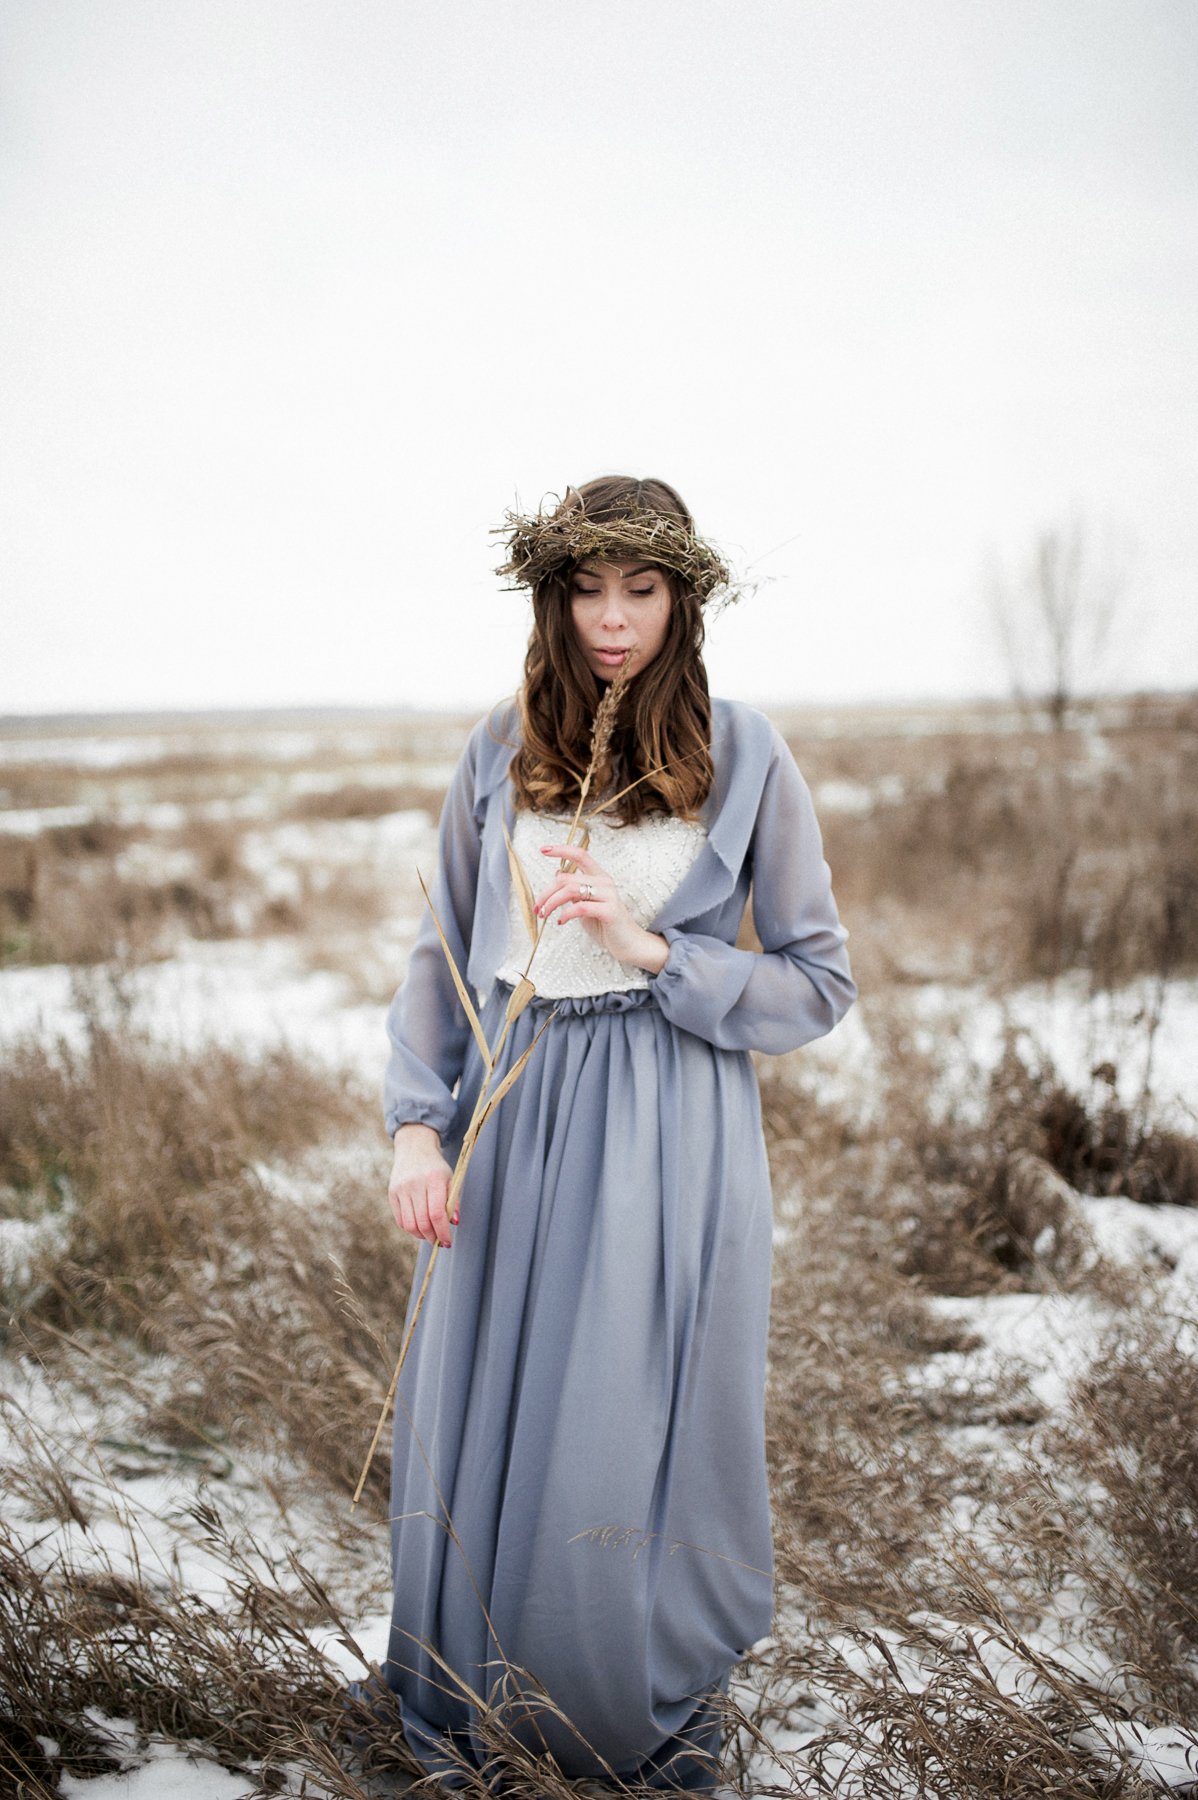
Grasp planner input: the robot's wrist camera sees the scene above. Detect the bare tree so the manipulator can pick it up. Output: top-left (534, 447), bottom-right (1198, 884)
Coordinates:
top-left (985, 516), bottom-right (1128, 731)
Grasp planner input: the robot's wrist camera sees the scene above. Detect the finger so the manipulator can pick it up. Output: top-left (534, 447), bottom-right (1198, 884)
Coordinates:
top-left (387, 1183), bottom-right (407, 1233)
top-left (392, 1183), bottom-right (419, 1238)
top-left (427, 1182), bottom-right (454, 1248)
top-left (543, 890), bottom-right (608, 924)
top-left (554, 894), bottom-right (615, 926)
top-left (535, 875), bottom-right (587, 918)
top-left (424, 1164), bottom-right (453, 1247)
top-left (537, 869), bottom-right (612, 911)
top-left (539, 843), bottom-right (602, 874)
top-left (409, 1182), bottom-right (436, 1245)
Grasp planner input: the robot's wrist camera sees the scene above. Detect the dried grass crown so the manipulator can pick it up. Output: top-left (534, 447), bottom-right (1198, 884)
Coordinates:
top-left (494, 493), bottom-right (743, 610)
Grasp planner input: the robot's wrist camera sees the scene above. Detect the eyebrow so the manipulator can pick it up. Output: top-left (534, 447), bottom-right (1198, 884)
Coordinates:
top-left (576, 562), bottom-right (657, 579)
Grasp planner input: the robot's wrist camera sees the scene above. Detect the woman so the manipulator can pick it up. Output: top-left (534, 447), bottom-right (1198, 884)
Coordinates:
top-left (379, 477), bottom-right (855, 1792)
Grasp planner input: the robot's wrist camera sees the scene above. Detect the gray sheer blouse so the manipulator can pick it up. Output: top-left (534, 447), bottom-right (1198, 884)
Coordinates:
top-left (384, 696), bottom-right (857, 1140)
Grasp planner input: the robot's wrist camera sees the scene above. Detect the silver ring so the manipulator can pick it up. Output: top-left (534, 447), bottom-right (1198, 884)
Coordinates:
top-left (578, 881), bottom-right (594, 900)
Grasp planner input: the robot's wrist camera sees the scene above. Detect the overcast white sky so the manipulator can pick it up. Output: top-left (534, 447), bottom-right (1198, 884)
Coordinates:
top-left (2, 0), bottom-right (1196, 715)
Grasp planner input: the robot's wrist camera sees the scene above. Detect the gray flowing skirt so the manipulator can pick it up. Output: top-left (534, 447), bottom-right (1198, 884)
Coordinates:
top-left (383, 982), bottom-right (775, 1790)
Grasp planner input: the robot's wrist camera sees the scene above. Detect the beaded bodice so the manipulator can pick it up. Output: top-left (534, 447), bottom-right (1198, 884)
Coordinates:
top-left (495, 807), bottom-right (708, 998)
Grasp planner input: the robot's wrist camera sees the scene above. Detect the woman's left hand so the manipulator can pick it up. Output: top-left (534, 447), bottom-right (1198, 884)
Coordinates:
top-left (536, 843), bottom-right (669, 975)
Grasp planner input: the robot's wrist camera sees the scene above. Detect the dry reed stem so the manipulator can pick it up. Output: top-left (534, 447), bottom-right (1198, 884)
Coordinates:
top-left (415, 867), bottom-right (492, 1076)
top-left (352, 659), bottom-right (634, 1510)
top-left (502, 816), bottom-right (539, 945)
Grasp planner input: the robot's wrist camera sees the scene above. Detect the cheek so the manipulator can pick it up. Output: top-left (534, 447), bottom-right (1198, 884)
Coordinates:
top-left (643, 601), bottom-right (671, 659)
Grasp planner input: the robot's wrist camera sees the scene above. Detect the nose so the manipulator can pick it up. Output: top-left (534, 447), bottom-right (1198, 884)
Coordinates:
top-left (599, 588), bottom-right (628, 629)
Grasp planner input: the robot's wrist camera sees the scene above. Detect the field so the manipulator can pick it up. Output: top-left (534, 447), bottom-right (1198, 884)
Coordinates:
top-left (2, 691), bottom-right (1197, 1799)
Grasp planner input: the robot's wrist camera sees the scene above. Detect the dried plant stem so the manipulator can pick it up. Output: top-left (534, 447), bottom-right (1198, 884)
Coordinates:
top-left (354, 655), bottom-right (677, 1510)
top-left (351, 1248), bottom-right (440, 1507)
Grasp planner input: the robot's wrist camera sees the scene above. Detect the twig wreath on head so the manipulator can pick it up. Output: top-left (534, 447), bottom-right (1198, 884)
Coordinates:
top-left (494, 486), bottom-right (744, 612)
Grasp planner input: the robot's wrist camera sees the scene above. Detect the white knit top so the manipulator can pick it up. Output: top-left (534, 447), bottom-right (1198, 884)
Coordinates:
top-left (494, 808), bottom-right (708, 999)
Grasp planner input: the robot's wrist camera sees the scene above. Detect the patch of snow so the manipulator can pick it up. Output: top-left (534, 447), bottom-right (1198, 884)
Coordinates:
top-left (0, 962), bottom-right (79, 1043)
top-left (919, 1291), bottom-right (1105, 1415)
top-left (814, 775), bottom-right (906, 816)
top-left (1, 800), bottom-right (192, 836)
top-left (235, 810), bottom-right (435, 911)
top-left (0, 735), bottom-right (183, 768)
top-left (1079, 1720), bottom-right (1198, 1792)
top-left (778, 1002), bottom-right (881, 1121)
top-left (910, 974), bottom-right (1198, 1129)
top-left (0, 804), bottom-right (95, 835)
top-left (1084, 1194), bottom-right (1198, 1318)
top-left (0, 1204), bottom-right (74, 1306)
top-left (113, 841), bottom-right (203, 885)
top-left (240, 811), bottom-right (431, 874)
top-left (58, 1734), bottom-right (255, 1798)
top-left (0, 941), bottom-right (388, 1069)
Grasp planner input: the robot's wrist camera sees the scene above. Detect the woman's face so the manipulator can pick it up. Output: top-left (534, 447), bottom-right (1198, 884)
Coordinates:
top-left (569, 560), bottom-right (672, 682)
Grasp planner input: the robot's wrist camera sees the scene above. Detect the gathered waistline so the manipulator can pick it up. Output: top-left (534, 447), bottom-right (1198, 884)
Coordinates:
top-left (488, 978), bottom-right (660, 1019)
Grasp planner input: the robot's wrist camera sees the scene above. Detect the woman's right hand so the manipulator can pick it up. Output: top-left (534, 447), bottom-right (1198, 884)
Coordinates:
top-left (389, 1123), bottom-right (456, 1247)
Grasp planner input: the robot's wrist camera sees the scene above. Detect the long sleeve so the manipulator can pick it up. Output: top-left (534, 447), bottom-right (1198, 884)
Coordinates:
top-left (383, 724), bottom-right (484, 1140)
top-left (648, 728), bottom-right (855, 1054)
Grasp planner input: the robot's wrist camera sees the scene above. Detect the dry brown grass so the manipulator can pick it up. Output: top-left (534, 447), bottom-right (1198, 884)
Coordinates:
top-left (0, 1476), bottom-right (416, 1798)
top-left (805, 694), bottom-right (1198, 991)
top-left (2, 1008), bottom-right (1196, 1794)
top-left (1, 1014), bottom-right (414, 1510)
top-left (0, 816), bottom-right (253, 964)
top-left (1000, 1315), bottom-right (1198, 1724)
top-left (283, 779), bottom-right (445, 822)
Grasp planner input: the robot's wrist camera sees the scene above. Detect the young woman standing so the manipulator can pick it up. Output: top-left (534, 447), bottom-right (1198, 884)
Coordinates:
top-left (379, 476), bottom-right (855, 1792)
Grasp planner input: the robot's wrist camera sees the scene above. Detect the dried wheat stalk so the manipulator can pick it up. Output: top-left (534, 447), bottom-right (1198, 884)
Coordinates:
top-left (352, 657), bottom-right (638, 1508)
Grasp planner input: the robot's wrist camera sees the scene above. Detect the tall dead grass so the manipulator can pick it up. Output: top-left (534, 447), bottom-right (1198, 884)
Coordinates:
top-left (813, 699), bottom-right (1198, 990)
top-left (0, 1471), bottom-right (415, 1798)
top-left (0, 818), bottom-right (253, 964)
top-left (1, 1012), bottom-right (413, 1508)
top-left (3, 1009), bottom-right (1196, 1793)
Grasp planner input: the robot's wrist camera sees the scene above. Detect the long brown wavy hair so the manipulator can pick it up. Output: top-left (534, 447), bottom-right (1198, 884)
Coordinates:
top-left (508, 477), bottom-right (715, 824)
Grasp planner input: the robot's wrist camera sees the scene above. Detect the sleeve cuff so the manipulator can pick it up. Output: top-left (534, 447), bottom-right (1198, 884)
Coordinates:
top-left (383, 1100), bottom-right (457, 1141)
top-left (646, 926), bottom-right (694, 996)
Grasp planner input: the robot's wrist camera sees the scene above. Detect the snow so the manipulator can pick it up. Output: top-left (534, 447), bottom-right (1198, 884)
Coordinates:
top-left (905, 973), bottom-right (1198, 1129)
top-left (58, 1734), bottom-right (255, 1798)
top-left (0, 940), bottom-right (386, 1068)
top-left (1086, 1193), bottom-right (1198, 1315)
top-left (0, 803), bottom-right (97, 834)
top-left (238, 809), bottom-right (432, 905)
top-left (0, 1202), bottom-right (74, 1307)
top-left (919, 1290), bottom-right (1105, 1414)
top-left (0, 734), bottom-right (185, 768)
top-left (113, 840), bottom-right (204, 884)
top-left (813, 774), bottom-right (906, 815)
top-left (1082, 1723), bottom-right (1198, 1791)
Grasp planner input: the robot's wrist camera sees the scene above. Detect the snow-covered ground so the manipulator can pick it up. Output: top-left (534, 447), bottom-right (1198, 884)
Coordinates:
top-left (5, 943), bottom-right (1196, 1795)
top-left (914, 973), bottom-right (1198, 1131)
top-left (1, 1351), bottom-right (392, 1798)
top-left (0, 940), bottom-right (385, 1069)
top-left (4, 707), bottom-right (1197, 1796)
top-left (793, 973), bottom-right (1198, 1135)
